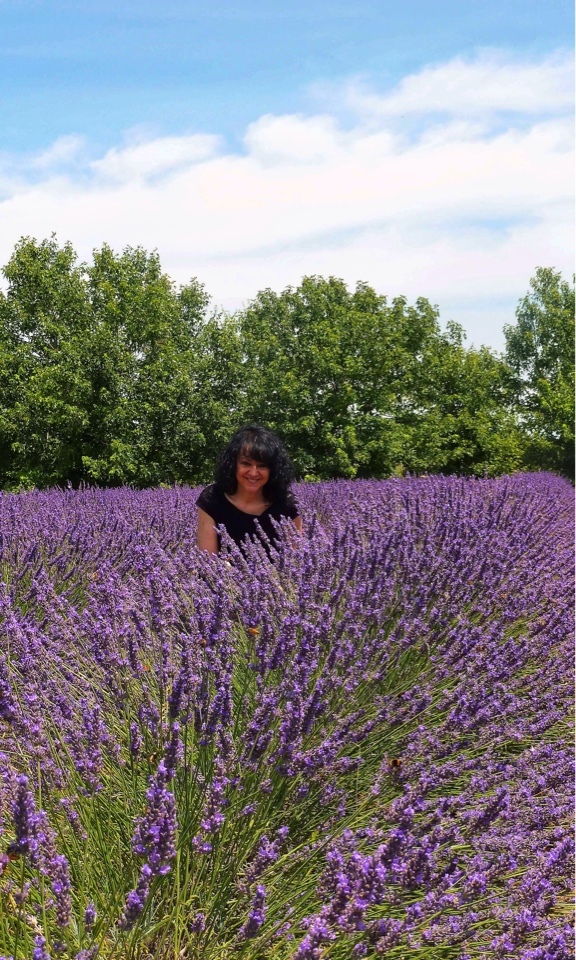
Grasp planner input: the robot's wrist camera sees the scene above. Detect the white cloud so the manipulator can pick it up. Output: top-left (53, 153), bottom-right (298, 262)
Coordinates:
top-left (91, 133), bottom-right (221, 182)
top-left (31, 134), bottom-right (87, 169)
top-left (343, 50), bottom-right (574, 119)
top-left (0, 50), bottom-right (573, 350)
top-left (244, 113), bottom-right (344, 164)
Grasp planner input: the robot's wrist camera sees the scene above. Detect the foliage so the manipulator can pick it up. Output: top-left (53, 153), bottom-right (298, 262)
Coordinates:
top-left (504, 267), bottom-right (575, 478)
top-left (81, 243), bottom-right (210, 486)
top-left (238, 278), bottom-right (522, 480)
top-left (239, 276), bottom-right (379, 479)
top-left (0, 237), bottom-right (92, 488)
top-left (406, 325), bottom-right (524, 477)
top-left (186, 309), bottom-right (244, 483)
top-left (0, 475), bottom-right (572, 958)
top-left (0, 237), bottom-right (571, 487)
top-left (0, 238), bottom-right (224, 489)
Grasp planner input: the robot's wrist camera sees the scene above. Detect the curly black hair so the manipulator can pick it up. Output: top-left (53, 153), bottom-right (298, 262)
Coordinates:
top-left (215, 425), bottom-right (295, 502)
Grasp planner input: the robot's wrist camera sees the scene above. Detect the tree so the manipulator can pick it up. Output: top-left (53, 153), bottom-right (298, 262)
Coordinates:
top-left (238, 276), bottom-right (524, 480)
top-left (504, 268), bottom-right (575, 478)
top-left (238, 276), bottom-right (421, 479)
top-left (185, 309), bottom-right (244, 482)
top-left (407, 324), bottom-right (524, 476)
top-left (241, 279), bottom-right (445, 477)
top-left (238, 277), bottom-right (358, 478)
top-left (0, 236), bottom-right (92, 488)
top-left (0, 237), bottom-right (233, 489)
top-left (82, 244), bottom-right (211, 486)
top-left (2, 237), bottom-right (564, 489)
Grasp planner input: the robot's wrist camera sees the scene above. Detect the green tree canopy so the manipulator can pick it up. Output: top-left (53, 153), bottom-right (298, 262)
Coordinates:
top-left (407, 327), bottom-right (523, 477)
top-left (238, 276), bottom-right (522, 479)
top-left (0, 237), bottom-right (92, 487)
top-left (0, 237), bottom-right (228, 488)
top-left (0, 238), bottom-right (568, 489)
top-left (504, 267), bottom-right (575, 478)
top-left (82, 243), bottom-right (211, 485)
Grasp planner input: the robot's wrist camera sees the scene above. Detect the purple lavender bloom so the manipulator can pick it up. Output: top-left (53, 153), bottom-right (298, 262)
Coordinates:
top-left (84, 901), bottom-right (97, 928)
top-left (193, 758), bottom-right (229, 851)
top-left (32, 938), bottom-right (51, 960)
top-left (295, 915), bottom-right (335, 958)
top-left (190, 911), bottom-right (206, 933)
top-left (59, 798), bottom-right (88, 842)
top-left (238, 884), bottom-right (267, 940)
top-left (0, 658), bottom-right (15, 723)
top-left (48, 853), bottom-right (72, 926)
top-left (12, 775), bottom-right (40, 860)
top-left (119, 864), bottom-right (153, 930)
top-left (129, 722), bottom-right (143, 758)
top-left (13, 882), bottom-right (30, 905)
top-left (164, 721), bottom-right (183, 780)
top-left (240, 827), bottom-right (289, 891)
top-left (133, 760), bottom-right (177, 876)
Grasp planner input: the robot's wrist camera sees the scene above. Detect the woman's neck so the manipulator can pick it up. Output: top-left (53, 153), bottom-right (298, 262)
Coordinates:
top-left (229, 489), bottom-right (267, 506)
top-left (226, 489), bottom-right (270, 513)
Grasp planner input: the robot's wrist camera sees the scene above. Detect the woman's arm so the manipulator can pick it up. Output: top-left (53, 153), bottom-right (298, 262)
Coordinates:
top-left (197, 507), bottom-right (219, 554)
top-left (292, 515), bottom-right (303, 535)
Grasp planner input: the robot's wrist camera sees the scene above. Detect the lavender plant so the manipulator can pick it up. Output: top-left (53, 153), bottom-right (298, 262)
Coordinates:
top-left (0, 474), bottom-right (572, 959)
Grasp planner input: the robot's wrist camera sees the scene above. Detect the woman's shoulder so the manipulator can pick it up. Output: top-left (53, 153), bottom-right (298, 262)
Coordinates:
top-left (270, 489), bottom-right (300, 519)
top-left (197, 483), bottom-right (225, 515)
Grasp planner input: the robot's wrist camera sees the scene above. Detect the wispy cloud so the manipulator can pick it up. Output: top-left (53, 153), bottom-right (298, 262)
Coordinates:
top-left (30, 134), bottom-right (87, 169)
top-left (343, 50), bottom-right (574, 119)
top-left (0, 50), bottom-right (573, 349)
top-left (91, 133), bottom-right (221, 183)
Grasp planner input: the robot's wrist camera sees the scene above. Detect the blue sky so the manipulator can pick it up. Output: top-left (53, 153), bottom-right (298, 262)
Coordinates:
top-left (1, 0), bottom-right (574, 349)
top-left (2, 0), bottom-right (572, 151)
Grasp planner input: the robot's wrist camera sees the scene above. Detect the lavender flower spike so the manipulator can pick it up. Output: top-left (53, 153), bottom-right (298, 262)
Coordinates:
top-left (238, 884), bottom-right (267, 940)
top-left (119, 864), bottom-right (153, 931)
top-left (132, 760), bottom-right (177, 876)
top-left (32, 937), bottom-right (51, 960)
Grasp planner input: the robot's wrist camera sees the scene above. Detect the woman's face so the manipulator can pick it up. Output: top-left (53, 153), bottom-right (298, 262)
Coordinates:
top-left (236, 451), bottom-right (270, 497)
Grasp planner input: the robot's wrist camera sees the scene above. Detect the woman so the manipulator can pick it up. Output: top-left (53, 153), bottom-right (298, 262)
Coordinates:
top-left (197, 425), bottom-right (302, 555)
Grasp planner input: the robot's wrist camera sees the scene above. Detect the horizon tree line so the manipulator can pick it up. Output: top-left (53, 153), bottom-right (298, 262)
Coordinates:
top-left (0, 236), bottom-right (573, 490)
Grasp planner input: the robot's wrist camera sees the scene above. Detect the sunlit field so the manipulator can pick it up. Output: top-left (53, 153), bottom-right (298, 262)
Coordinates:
top-left (0, 474), bottom-right (573, 959)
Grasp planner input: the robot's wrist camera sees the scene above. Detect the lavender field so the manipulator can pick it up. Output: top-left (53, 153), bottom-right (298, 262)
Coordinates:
top-left (0, 474), bottom-right (573, 960)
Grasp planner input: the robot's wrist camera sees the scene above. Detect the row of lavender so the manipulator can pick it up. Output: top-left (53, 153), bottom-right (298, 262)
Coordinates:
top-left (0, 474), bottom-right (572, 959)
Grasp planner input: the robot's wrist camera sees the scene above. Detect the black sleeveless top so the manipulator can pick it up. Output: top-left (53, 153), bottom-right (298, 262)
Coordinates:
top-left (197, 484), bottom-right (300, 551)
